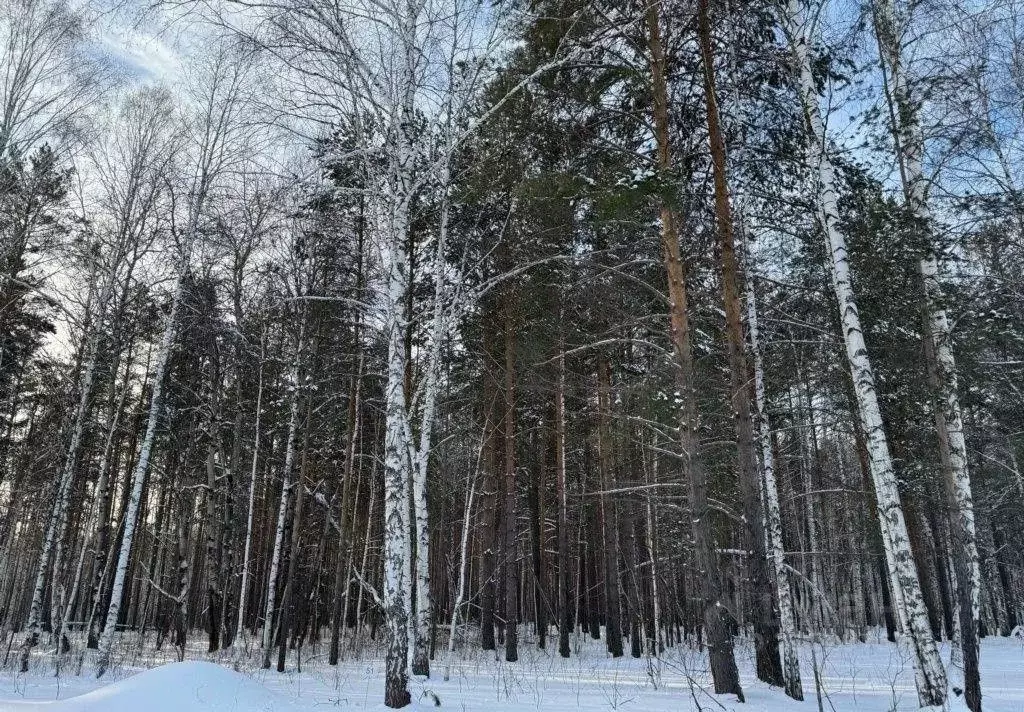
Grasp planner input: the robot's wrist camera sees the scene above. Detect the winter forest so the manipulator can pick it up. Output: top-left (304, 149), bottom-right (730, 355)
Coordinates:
top-left (1, 0), bottom-right (1024, 709)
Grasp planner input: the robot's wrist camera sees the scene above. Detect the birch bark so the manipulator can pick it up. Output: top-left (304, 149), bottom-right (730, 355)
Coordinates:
top-left (19, 268), bottom-right (111, 672)
top-left (782, 1), bottom-right (948, 705)
top-left (870, 2), bottom-right (982, 707)
top-left (261, 326), bottom-right (304, 669)
top-left (381, 225), bottom-right (412, 706)
top-left (95, 271), bottom-right (184, 677)
top-left (408, 163), bottom-right (452, 677)
top-left (747, 276), bottom-right (804, 700)
top-left (233, 327), bottom-right (264, 654)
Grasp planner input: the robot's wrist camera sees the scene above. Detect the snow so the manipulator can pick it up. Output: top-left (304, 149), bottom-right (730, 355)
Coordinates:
top-left (1, 634), bottom-right (1022, 711)
top-left (0, 661), bottom-right (300, 711)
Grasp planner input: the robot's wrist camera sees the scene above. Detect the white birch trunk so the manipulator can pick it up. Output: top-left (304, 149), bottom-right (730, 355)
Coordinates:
top-left (949, 556), bottom-right (964, 667)
top-left (872, 0), bottom-right (982, 625)
top-left (95, 272), bottom-right (184, 677)
top-left (408, 158), bottom-right (453, 677)
top-left (443, 466), bottom-right (476, 681)
top-left (746, 277), bottom-right (803, 700)
top-left (919, 266), bottom-right (980, 626)
top-left (84, 360), bottom-right (131, 649)
top-left (20, 266), bottom-right (112, 672)
top-left (380, 3), bottom-right (421, 701)
top-left (234, 329), bottom-right (265, 655)
top-left (261, 330), bottom-right (303, 669)
top-left (382, 228), bottom-right (412, 705)
top-left (871, 0), bottom-right (981, 705)
top-left (783, 1), bottom-right (948, 705)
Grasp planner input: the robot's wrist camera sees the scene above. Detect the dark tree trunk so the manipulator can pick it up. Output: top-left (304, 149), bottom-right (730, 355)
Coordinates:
top-left (596, 355), bottom-right (623, 658)
top-left (329, 373), bottom-right (360, 665)
top-left (555, 343), bottom-right (571, 658)
top-left (502, 300), bottom-right (519, 663)
top-left (646, 2), bottom-right (742, 700)
top-left (530, 439), bottom-right (546, 650)
top-left (205, 446), bottom-right (223, 653)
top-left (478, 395), bottom-right (499, 652)
top-left (696, 0), bottom-right (783, 687)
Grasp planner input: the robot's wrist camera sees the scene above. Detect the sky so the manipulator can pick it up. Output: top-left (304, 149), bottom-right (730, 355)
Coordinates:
top-left (92, 27), bottom-right (180, 81)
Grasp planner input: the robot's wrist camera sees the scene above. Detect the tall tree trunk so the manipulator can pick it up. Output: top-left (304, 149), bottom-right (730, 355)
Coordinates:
top-left (478, 336), bottom-right (500, 652)
top-left (205, 440), bottom-right (223, 653)
top-left (261, 328), bottom-right (304, 670)
top-left (85, 352), bottom-right (134, 650)
top-left (277, 403), bottom-right (309, 673)
top-left (502, 300), bottom-right (519, 663)
top-left (173, 489), bottom-right (190, 662)
top-left (330, 365), bottom-right (361, 665)
top-left (96, 274), bottom-right (185, 678)
top-left (746, 276), bottom-right (804, 699)
top-left (696, 0), bottom-right (784, 687)
top-left (382, 203), bottom-right (413, 708)
top-left (20, 271), bottom-right (111, 671)
top-left (555, 340), bottom-right (571, 659)
top-left (596, 354), bottom-right (623, 658)
top-left (871, 2), bottom-right (982, 707)
top-left (782, 2), bottom-right (948, 705)
top-left (443, 451), bottom-right (478, 681)
top-left (331, 212), bottom-right (365, 665)
top-left (644, 443), bottom-right (662, 656)
top-left (530, 436), bottom-right (546, 650)
top-left (233, 328), bottom-right (265, 654)
top-left (645, 2), bottom-right (743, 699)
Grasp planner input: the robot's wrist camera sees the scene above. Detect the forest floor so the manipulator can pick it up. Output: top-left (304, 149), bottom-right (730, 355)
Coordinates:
top-left (1, 630), bottom-right (1022, 711)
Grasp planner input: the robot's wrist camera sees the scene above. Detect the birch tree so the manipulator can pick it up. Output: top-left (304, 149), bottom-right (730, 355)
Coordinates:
top-left (746, 267), bottom-right (803, 700)
top-left (16, 85), bottom-right (176, 670)
top-left (870, 1), bottom-right (983, 707)
top-left (198, 0), bottom-right (581, 701)
top-left (95, 48), bottom-right (253, 677)
top-left (0, 0), bottom-right (108, 156)
top-left (18, 242), bottom-right (110, 671)
top-left (780, 0), bottom-right (948, 705)
top-left (81, 87), bottom-right (175, 651)
top-left (260, 316), bottom-right (304, 669)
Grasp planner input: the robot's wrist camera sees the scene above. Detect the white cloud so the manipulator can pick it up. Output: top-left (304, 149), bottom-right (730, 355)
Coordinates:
top-left (92, 29), bottom-right (180, 81)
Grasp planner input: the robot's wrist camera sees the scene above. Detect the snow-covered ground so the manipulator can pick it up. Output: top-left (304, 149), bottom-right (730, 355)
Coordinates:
top-left (1, 632), bottom-right (1022, 711)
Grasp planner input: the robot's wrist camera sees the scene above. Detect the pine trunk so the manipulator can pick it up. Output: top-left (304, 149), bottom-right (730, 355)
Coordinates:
top-left (696, 0), bottom-right (784, 687)
top-left (555, 341), bottom-right (571, 659)
top-left (502, 301), bottom-right (519, 663)
top-left (596, 354), bottom-right (623, 658)
top-left (330, 367), bottom-right (361, 665)
top-left (645, 3), bottom-right (743, 699)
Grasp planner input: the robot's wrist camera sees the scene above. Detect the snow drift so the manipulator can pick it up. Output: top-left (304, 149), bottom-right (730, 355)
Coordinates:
top-left (1, 661), bottom-right (299, 712)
